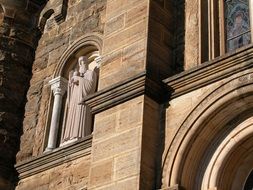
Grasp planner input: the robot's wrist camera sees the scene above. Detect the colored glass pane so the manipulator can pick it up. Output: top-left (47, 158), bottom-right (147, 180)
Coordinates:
top-left (225, 0), bottom-right (251, 51)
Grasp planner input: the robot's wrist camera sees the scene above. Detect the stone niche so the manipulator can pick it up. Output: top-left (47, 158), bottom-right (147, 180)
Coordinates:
top-left (44, 44), bottom-right (101, 152)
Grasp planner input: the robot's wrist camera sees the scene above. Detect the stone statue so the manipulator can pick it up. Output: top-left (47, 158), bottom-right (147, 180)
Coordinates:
top-left (61, 56), bottom-right (97, 145)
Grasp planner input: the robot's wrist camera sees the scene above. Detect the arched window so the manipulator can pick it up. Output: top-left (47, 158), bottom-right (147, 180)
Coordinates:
top-left (44, 44), bottom-right (101, 152)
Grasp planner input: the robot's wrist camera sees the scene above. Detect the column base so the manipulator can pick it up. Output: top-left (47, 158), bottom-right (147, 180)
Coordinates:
top-left (44, 147), bottom-right (53, 153)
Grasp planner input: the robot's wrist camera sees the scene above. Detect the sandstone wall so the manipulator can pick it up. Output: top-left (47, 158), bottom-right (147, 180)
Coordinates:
top-left (89, 96), bottom-right (144, 189)
top-left (98, 0), bottom-right (148, 90)
top-left (89, 95), bottom-right (160, 189)
top-left (14, 0), bottom-right (203, 189)
top-left (148, 0), bottom-right (175, 79)
top-left (17, 0), bottom-right (106, 163)
top-left (16, 155), bottom-right (91, 190)
top-left (184, 0), bottom-right (200, 69)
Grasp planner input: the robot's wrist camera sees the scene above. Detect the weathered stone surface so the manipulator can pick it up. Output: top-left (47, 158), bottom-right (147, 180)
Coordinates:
top-left (104, 14), bottom-right (124, 35)
top-left (96, 177), bottom-right (139, 190)
top-left (92, 127), bottom-right (141, 162)
top-left (89, 159), bottom-right (113, 188)
top-left (0, 1), bottom-right (48, 188)
top-left (16, 155), bottom-right (91, 190)
top-left (17, 0), bottom-right (107, 164)
top-left (115, 149), bottom-right (140, 180)
top-left (103, 20), bottom-right (146, 55)
top-left (10, 0), bottom-right (253, 190)
top-left (184, 0), bottom-right (199, 69)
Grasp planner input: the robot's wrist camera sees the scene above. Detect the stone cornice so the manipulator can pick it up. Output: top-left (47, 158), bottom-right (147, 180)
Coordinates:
top-left (15, 135), bottom-right (92, 179)
top-left (163, 45), bottom-right (253, 99)
top-left (83, 72), bottom-right (168, 114)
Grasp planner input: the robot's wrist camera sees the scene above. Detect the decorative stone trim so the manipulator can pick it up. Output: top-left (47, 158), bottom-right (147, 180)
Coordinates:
top-left (54, 33), bottom-right (103, 77)
top-left (163, 45), bottom-right (253, 99)
top-left (40, 0), bottom-right (68, 24)
top-left (82, 72), bottom-right (168, 114)
top-left (15, 135), bottom-right (92, 179)
top-left (45, 76), bottom-right (68, 151)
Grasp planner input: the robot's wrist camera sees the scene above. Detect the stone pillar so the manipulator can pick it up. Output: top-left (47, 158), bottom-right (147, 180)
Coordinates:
top-left (0, 0), bottom-right (47, 188)
top-left (45, 77), bottom-right (67, 152)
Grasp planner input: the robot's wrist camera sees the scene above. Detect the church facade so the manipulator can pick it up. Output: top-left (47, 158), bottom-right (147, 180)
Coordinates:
top-left (0, 0), bottom-right (253, 189)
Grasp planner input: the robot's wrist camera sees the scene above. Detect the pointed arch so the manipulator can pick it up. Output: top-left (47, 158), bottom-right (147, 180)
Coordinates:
top-left (53, 33), bottom-right (103, 77)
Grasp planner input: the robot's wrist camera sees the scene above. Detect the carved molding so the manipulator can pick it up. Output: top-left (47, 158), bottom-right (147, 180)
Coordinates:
top-left (163, 45), bottom-right (253, 99)
top-left (49, 76), bottom-right (68, 96)
top-left (39, 0), bottom-right (67, 31)
top-left (15, 135), bottom-right (92, 179)
top-left (83, 72), bottom-right (168, 114)
top-left (54, 33), bottom-right (103, 77)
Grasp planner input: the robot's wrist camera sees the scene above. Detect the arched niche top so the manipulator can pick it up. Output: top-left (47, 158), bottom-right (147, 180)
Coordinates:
top-left (53, 33), bottom-right (103, 78)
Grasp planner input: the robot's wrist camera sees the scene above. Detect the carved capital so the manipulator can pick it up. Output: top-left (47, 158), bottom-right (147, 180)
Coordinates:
top-left (49, 76), bottom-right (68, 96)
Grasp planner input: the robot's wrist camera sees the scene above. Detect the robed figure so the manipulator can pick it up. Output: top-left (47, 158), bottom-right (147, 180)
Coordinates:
top-left (61, 56), bottom-right (97, 145)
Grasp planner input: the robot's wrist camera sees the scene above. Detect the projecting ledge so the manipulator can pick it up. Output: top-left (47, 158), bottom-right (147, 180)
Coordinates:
top-left (164, 44), bottom-right (253, 99)
top-left (82, 71), bottom-right (168, 114)
top-left (15, 135), bottom-right (92, 179)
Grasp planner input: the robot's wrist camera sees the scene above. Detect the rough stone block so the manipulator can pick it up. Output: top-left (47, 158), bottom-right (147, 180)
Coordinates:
top-left (89, 159), bottom-right (113, 187)
top-left (103, 20), bottom-right (146, 54)
top-left (115, 149), bottom-right (140, 180)
top-left (125, 2), bottom-right (147, 27)
top-left (94, 113), bottom-right (117, 140)
top-left (96, 177), bottom-right (139, 190)
top-left (92, 128), bottom-right (141, 162)
top-left (99, 50), bottom-right (122, 78)
top-left (117, 101), bottom-right (143, 132)
top-left (105, 14), bottom-right (125, 36)
top-left (106, 0), bottom-right (128, 20)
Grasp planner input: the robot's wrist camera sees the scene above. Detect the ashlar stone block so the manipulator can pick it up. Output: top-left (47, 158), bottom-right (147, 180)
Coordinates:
top-left (89, 159), bottom-right (113, 187)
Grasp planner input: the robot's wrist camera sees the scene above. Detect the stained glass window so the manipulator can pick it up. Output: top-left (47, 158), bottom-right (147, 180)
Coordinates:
top-left (225, 0), bottom-right (251, 52)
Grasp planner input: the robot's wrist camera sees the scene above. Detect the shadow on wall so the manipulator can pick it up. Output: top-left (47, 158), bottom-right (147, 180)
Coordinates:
top-left (0, 4), bottom-right (4, 23)
top-left (172, 0), bottom-right (185, 73)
